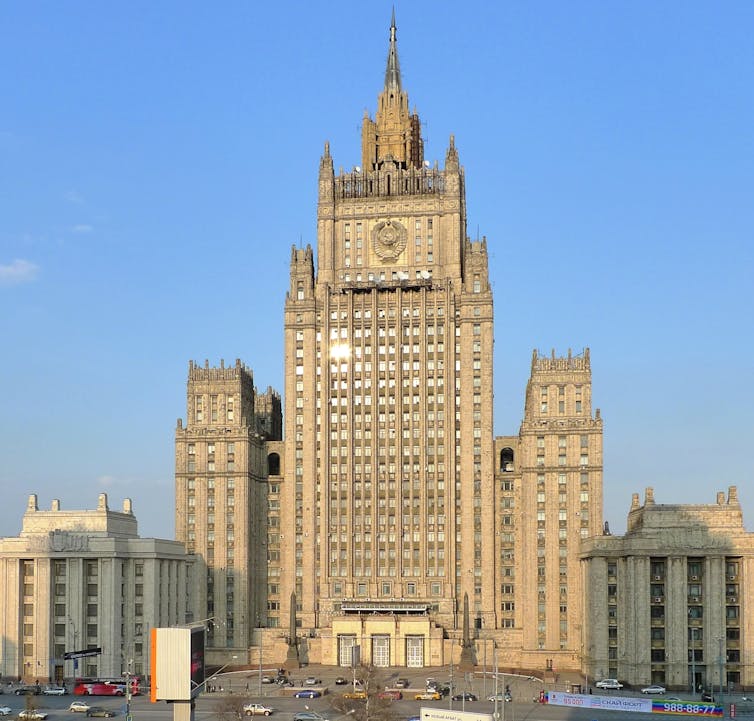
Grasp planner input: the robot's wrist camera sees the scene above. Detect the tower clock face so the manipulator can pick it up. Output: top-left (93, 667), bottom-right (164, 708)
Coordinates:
top-left (372, 219), bottom-right (407, 261)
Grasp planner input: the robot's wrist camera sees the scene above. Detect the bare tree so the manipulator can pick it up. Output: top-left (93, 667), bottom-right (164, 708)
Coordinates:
top-left (214, 695), bottom-right (249, 721)
top-left (329, 663), bottom-right (400, 721)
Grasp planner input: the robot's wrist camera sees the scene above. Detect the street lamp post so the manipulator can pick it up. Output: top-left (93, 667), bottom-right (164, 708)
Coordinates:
top-left (200, 655), bottom-right (238, 694)
top-left (691, 629), bottom-right (697, 696)
top-left (67, 617), bottom-right (78, 682)
top-left (258, 627), bottom-right (264, 696)
top-left (718, 637), bottom-right (725, 715)
top-left (124, 658), bottom-right (133, 721)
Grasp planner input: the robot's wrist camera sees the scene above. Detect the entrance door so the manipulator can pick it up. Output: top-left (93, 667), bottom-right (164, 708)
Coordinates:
top-left (338, 635), bottom-right (357, 667)
top-left (406, 636), bottom-right (424, 668)
top-left (372, 635), bottom-right (390, 667)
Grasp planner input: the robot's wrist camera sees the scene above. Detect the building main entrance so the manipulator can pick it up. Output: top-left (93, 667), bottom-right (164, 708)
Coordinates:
top-left (372, 635), bottom-right (390, 667)
top-left (406, 636), bottom-right (424, 667)
top-left (338, 634), bottom-right (357, 667)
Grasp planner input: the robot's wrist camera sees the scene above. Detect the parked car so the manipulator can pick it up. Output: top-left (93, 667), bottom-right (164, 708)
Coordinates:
top-left (304, 677), bottom-right (321, 686)
top-left (294, 713), bottom-right (329, 721)
top-left (243, 703), bottom-right (274, 716)
top-left (415, 691), bottom-right (441, 700)
top-left (335, 677), bottom-right (348, 685)
top-left (15, 686), bottom-right (41, 695)
top-left (487, 693), bottom-right (507, 702)
top-left (378, 689), bottom-right (402, 700)
top-left (0, 707), bottom-right (11, 717)
top-left (395, 678), bottom-right (410, 689)
top-left (641, 685), bottom-right (666, 695)
top-left (69, 701), bottom-right (92, 713)
top-left (294, 690), bottom-right (321, 699)
top-left (452, 692), bottom-right (478, 702)
top-left (43, 685), bottom-right (67, 695)
top-left (261, 675), bottom-right (276, 684)
top-left (19, 712), bottom-right (48, 720)
top-left (86, 708), bottom-right (115, 718)
top-left (595, 679), bottom-right (623, 690)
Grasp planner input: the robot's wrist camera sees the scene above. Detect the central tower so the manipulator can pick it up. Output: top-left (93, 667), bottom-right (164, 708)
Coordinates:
top-left (278, 14), bottom-right (496, 667)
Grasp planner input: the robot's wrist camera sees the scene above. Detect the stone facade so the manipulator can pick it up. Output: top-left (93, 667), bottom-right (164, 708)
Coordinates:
top-left (492, 349), bottom-right (603, 671)
top-left (581, 486), bottom-right (754, 690)
top-left (175, 14), bottom-right (605, 673)
top-left (0, 493), bottom-right (190, 683)
top-left (174, 359), bottom-right (281, 663)
top-left (274, 13), bottom-right (495, 669)
top-left (172, 15), bottom-right (750, 684)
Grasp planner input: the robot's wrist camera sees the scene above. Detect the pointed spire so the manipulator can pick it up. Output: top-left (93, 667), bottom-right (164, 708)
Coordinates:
top-left (384, 8), bottom-right (402, 92)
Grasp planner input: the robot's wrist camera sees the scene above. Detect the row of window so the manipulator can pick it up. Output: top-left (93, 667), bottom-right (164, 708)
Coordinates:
top-left (323, 300), bottom-right (452, 322)
top-left (194, 395), bottom-right (236, 423)
top-left (186, 478), bottom-right (236, 490)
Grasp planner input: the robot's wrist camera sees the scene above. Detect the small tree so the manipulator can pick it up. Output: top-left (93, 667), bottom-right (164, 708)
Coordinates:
top-left (329, 663), bottom-right (399, 721)
top-left (214, 695), bottom-right (249, 721)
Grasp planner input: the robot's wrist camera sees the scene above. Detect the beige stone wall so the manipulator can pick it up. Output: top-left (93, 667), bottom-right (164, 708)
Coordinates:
top-left (175, 359), bottom-right (274, 653)
top-left (582, 486), bottom-right (754, 690)
top-left (0, 495), bottom-right (190, 682)
top-left (495, 349), bottom-right (603, 672)
top-left (274, 30), bottom-right (496, 665)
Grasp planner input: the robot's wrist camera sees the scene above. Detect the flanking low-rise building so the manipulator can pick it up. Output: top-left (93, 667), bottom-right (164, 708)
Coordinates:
top-left (581, 486), bottom-right (754, 692)
top-left (0, 493), bottom-right (192, 684)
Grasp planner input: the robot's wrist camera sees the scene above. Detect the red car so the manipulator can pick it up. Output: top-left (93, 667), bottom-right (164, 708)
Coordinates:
top-left (378, 689), bottom-right (402, 700)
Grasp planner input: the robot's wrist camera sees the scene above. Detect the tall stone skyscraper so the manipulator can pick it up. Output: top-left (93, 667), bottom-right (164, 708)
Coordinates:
top-left (494, 350), bottom-right (603, 669)
top-left (177, 15), bottom-right (605, 671)
top-left (276, 13), bottom-right (495, 666)
top-left (175, 359), bottom-right (281, 659)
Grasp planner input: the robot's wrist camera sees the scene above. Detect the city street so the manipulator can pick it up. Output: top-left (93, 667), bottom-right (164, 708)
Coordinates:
top-left (3, 670), bottom-right (751, 721)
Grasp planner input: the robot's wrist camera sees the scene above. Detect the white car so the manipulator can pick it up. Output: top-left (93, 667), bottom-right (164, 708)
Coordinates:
top-left (69, 701), bottom-right (92, 713)
top-left (641, 685), bottom-right (667, 695)
top-left (243, 703), bottom-right (274, 716)
top-left (19, 711), bottom-right (48, 720)
top-left (43, 685), bottom-right (67, 695)
top-left (595, 679), bottom-right (623, 690)
top-left (0, 707), bottom-right (11, 717)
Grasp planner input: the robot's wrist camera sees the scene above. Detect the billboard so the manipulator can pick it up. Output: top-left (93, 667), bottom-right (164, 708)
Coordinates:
top-left (150, 626), bottom-right (206, 702)
top-left (421, 708), bottom-right (494, 721)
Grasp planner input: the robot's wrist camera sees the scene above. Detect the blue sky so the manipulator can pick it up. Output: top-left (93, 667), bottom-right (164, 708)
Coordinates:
top-left (1, 1), bottom-right (752, 540)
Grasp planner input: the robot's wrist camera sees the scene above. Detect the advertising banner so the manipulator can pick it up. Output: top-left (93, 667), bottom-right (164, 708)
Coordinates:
top-left (546, 692), bottom-right (723, 717)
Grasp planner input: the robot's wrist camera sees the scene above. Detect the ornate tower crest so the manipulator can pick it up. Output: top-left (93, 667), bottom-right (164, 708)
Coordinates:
top-left (372, 218), bottom-right (407, 261)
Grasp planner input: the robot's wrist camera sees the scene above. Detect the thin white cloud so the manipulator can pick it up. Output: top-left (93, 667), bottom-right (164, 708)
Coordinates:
top-left (72, 224), bottom-right (93, 234)
top-left (97, 475), bottom-right (117, 487)
top-left (0, 259), bottom-right (39, 286)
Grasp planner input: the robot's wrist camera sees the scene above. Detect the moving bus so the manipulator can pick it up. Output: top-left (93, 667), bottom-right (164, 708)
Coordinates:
top-left (73, 677), bottom-right (141, 696)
